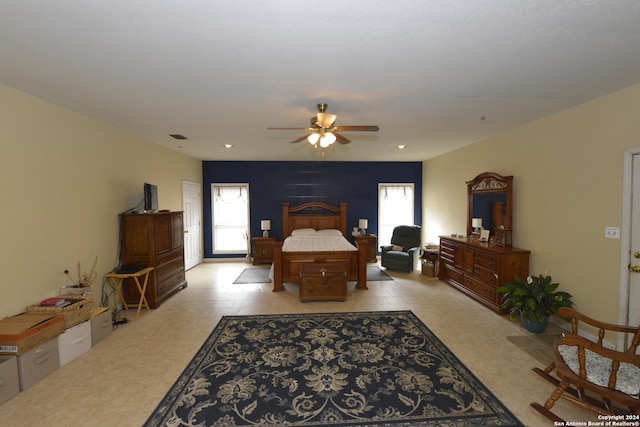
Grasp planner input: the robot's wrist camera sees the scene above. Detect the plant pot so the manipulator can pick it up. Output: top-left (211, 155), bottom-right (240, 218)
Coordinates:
top-left (520, 313), bottom-right (550, 334)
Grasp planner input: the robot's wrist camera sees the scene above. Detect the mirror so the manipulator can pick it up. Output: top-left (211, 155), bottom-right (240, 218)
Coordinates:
top-left (466, 172), bottom-right (513, 239)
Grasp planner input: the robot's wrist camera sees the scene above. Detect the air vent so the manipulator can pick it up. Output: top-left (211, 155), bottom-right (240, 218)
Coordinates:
top-left (169, 134), bottom-right (187, 140)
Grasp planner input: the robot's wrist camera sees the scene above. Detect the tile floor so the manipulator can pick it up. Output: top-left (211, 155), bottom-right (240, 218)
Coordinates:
top-left (2, 261), bottom-right (600, 426)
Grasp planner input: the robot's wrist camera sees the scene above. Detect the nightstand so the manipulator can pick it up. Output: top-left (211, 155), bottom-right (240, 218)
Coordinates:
top-left (252, 237), bottom-right (276, 265)
top-left (354, 234), bottom-right (378, 263)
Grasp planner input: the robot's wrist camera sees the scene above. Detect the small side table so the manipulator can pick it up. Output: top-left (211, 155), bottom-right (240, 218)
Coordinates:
top-left (420, 247), bottom-right (440, 277)
top-left (355, 234), bottom-right (378, 263)
top-left (104, 267), bottom-right (154, 320)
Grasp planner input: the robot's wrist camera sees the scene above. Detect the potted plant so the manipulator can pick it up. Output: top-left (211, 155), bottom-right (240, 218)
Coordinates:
top-left (62, 256), bottom-right (98, 297)
top-left (496, 273), bottom-right (574, 333)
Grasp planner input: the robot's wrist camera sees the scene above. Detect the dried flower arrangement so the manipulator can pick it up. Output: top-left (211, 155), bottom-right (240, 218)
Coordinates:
top-left (64, 256), bottom-right (98, 288)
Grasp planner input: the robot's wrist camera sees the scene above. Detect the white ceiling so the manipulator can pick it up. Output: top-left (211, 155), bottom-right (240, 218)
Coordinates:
top-left (2, 1), bottom-right (640, 162)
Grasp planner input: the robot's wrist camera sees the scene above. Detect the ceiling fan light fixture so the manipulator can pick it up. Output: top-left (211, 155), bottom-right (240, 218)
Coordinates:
top-left (307, 132), bottom-right (336, 147)
top-left (316, 112), bottom-right (337, 128)
top-left (320, 132), bottom-right (336, 147)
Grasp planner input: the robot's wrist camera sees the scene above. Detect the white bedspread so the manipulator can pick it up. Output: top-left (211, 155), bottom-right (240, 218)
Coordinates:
top-left (282, 235), bottom-right (357, 252)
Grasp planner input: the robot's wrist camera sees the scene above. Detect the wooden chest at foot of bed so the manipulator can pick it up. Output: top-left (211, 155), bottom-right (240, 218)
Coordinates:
top-left (299, 263), bottom-right (347, 302)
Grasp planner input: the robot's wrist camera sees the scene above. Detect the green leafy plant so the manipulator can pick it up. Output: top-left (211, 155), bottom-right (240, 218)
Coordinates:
top-left (496, 273), bottom-right (574, 322)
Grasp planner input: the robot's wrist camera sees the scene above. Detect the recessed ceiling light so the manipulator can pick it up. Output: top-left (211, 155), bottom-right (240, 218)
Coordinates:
top-left (223, 144), bottom-right (233, 148)
top-left (397, 145), bottom-right (406, 149)
top-left (169, 134), bottom-right (187, 140)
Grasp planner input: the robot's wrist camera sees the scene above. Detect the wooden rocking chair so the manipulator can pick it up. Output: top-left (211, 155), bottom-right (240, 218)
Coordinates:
top-left (531, 307), bottom-right (640, 422)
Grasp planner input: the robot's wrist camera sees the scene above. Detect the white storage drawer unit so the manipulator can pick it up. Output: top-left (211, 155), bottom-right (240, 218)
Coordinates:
top-left (17, 338), bottom-right (59, 390)
top-left (58, 321), bottom-right (91, 366)
top-left (0, 356), bottom-right (20, 405)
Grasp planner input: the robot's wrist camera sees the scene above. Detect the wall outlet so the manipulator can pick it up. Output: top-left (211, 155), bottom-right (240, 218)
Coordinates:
top-left (605, 226), bottom-right (620, 239)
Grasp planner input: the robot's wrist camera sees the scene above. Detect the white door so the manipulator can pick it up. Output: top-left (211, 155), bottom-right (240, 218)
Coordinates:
top-left (619, 148), bottom-right (640, 350)
top-left (182, 181), bottom-right (202, 270)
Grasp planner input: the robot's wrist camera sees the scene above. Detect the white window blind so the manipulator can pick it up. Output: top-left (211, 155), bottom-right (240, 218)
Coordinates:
top-left (211, 184), bottom-right (250, 254)
top-left (378, 184), bottom-right (414, 247)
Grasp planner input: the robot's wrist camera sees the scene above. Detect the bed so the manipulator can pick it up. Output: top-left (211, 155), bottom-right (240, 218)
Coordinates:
top-left (271, 202), bottom-right (368, 292)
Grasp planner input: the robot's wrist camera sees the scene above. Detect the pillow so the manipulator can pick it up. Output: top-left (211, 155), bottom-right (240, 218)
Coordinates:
top-left (291, 228), bottom-right (317, 236)
top-left (316, 229), bottom-right (343, 237)
top-left (392, 245), bottom-right (404, 251)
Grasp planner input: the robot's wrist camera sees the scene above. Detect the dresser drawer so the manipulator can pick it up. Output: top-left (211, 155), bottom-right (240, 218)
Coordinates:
top-left (442, 263), bottom-right (464, 285)
top-left (474, 251), bottom-right (497, 269)
top-left (157, 270), bottom-right (186, 297)
top-left (440, 239), bottom-right (454, 252)
top-left (439, 243), bottom-right (455, 264)
top-left (157, 249), bottom-right (182, 266)
top-left (439, 250), bottom-right (454, 265)
top-left (471, 265), bottom-right (498, 286)
top-left (156, 257), bottom-right (184, 281)
top-left (463, 276), bottom-right (498, 304)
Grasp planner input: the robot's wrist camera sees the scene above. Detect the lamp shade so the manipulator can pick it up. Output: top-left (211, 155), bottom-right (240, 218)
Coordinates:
top-left (316, 112), bottom-right (337, 128)
top-left (358, 219), bottom-right (368, 229)
top-left (471, 218), bottom-right (483, 229)
top-left (260, 220), bottom-right (271, 231)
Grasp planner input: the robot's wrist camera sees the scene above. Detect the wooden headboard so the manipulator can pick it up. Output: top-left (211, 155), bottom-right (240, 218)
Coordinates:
top-left (281, 202), bottom-right (348, 237)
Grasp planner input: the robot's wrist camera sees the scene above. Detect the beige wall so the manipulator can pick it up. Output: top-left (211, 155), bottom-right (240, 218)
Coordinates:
top-left (423, 82), bottom-right (640, 325)
top-left (3, 78), bottom-right (638, 326)
top-left (0, 84), bottom-right (202, 318)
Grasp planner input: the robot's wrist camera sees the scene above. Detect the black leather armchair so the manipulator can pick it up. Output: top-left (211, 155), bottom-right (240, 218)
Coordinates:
top-left (380, 225), bottom-right (422, 273)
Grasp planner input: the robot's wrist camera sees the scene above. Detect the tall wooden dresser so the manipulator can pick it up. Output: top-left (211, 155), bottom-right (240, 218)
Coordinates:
top-left (439, 236), bottom-right (529, 314)
top-left (120, 212), bottom-right (187, 309)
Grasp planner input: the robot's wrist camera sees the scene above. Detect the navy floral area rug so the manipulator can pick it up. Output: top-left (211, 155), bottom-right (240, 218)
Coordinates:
top-left (144, 311), bottom-right (523, 426)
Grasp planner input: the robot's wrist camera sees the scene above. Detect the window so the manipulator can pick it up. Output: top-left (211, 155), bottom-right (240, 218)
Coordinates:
top-left (211, 184), bottom-right (250, 254)
top-left (378, 184), bottom-right (414, 246)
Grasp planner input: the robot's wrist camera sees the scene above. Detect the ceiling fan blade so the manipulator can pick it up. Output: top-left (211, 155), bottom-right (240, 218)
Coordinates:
top-left (268, 127), bottom-right (314, 131)
top-left (334, 132), bottom-right (351, 144)
top-left (290, 134), bottom-right (312, 144)
top-left (333, 125), bottom-right (379, 132)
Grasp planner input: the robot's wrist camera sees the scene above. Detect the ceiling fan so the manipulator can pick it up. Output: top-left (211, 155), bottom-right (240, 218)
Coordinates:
top-left (268, 103), bottom-right (379, 147)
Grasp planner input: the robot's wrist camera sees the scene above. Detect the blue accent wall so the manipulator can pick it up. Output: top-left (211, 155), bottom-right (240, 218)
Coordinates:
top-left (202, 161), bottom-right (422, 258)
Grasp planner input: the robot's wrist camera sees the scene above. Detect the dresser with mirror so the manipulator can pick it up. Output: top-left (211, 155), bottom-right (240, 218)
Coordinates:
top-left (439, 172), bottom-right (530, 313)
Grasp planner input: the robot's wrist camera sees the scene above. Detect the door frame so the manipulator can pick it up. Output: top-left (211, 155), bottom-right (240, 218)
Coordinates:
top-left (617, 147), bottom-right (640, 348)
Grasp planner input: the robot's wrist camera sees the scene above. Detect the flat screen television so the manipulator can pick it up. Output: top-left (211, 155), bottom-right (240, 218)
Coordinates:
top-left (144, 183), bottom-right (158, 212)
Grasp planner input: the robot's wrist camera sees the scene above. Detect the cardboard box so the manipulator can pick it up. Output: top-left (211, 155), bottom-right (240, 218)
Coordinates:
top-left (0, 313), bottom-right (65, 356)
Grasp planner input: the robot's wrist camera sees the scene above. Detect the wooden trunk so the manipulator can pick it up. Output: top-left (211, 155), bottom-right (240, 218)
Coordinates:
top-left (299, 263), bottom-right (347, 302)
